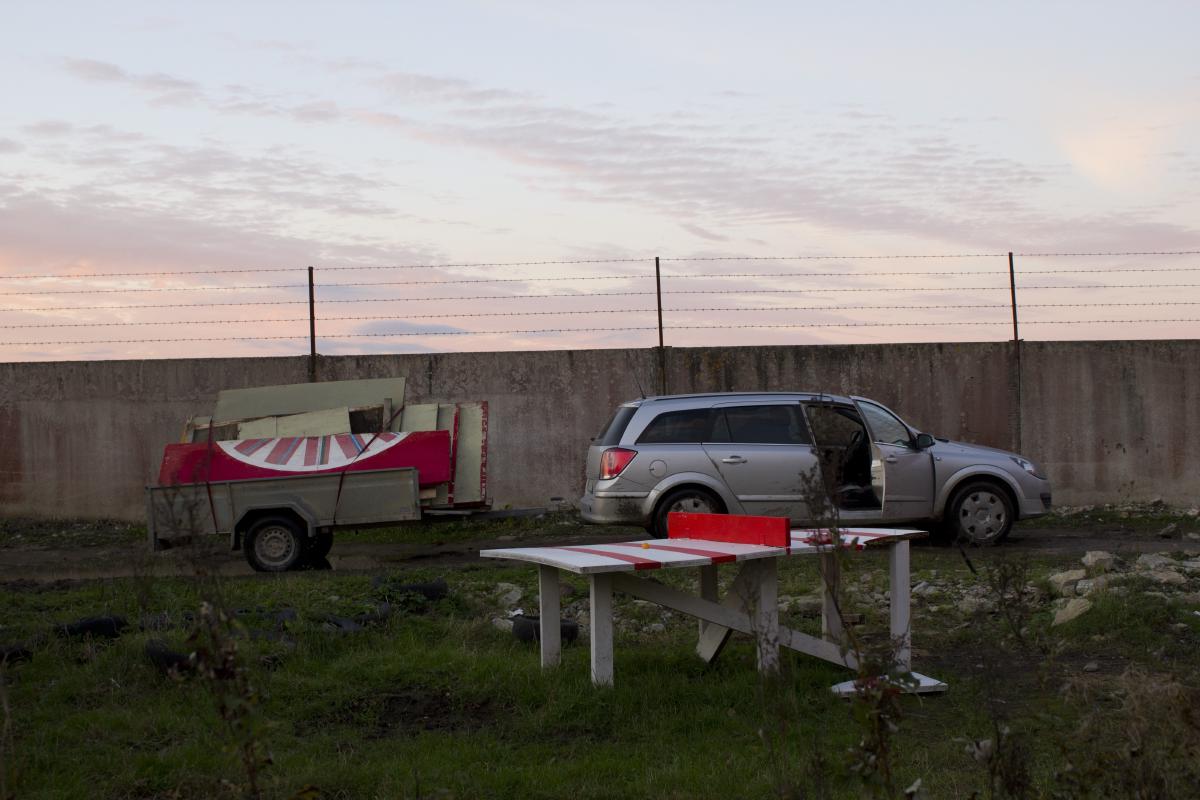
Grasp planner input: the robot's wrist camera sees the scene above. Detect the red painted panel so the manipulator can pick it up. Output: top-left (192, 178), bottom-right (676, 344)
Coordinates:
top-left (559, 546), bottom-right (662, 570)
top-left (667, 512), bottom-right (789, 547)
top-left (157, 429), bottom-right (452, 487)
top-left (611, 542), bottom-right (737, 564)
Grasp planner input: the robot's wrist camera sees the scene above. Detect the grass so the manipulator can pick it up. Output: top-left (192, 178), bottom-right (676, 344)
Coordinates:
top-left (285, 511), bottom-right (643, 547)
top-left (2, 540), bottom-right (1199, 798)
top-left (0, 517), bottom-right (145, 550)
top-left (1024, 503), bottom-right (1200, 534)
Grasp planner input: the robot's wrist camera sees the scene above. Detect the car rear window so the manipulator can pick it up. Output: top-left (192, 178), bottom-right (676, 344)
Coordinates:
top-left (721, 405), bottom-right (810, 444)
top-left (636, 409), bottom-right (721, 444)
top-left (594, 405), bottom-right (638, 446)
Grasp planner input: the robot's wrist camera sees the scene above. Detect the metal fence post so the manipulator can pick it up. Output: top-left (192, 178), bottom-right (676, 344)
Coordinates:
top-left (1008, 252), bottom-right (1023, 451)
top-left (655, 256), bottom-right (666, 395)
top-left (308, 265), bottom-right (317, 382)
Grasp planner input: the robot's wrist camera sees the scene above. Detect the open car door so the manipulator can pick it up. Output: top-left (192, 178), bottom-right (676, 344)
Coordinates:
top-left (853, 397), bottom-right (934, 522)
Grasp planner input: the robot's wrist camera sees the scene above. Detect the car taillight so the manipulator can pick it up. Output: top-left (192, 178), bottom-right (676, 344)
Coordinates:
top-left (599, 447), bottom-right (637, 480)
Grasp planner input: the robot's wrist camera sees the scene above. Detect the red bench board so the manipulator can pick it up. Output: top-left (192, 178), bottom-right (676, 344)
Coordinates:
top-left (667, 512), bottom-right (789, 547)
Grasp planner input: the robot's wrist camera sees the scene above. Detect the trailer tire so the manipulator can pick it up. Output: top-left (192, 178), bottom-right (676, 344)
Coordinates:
top-left (244, 515), bottom-right (305, 572)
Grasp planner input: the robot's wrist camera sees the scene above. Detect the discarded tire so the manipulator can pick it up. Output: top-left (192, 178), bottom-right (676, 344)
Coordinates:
top-left (57, 615), bottom-right (127, 639)
top-left (0, 644), bottom-right (32, 666)
top-left (511, 615), bottom-right (579, 645)
top-left (144, 639), bottom-right (192, 676)
top-left (372, 576), bottom-right (449, 601)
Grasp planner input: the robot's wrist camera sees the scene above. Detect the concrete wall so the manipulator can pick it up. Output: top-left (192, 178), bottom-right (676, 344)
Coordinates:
top-left (0, 340), bottom-right (1195, 521)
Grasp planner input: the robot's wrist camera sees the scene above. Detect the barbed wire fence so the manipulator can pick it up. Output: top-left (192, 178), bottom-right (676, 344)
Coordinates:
top-left (2, 252), bottom-right (1198, 385)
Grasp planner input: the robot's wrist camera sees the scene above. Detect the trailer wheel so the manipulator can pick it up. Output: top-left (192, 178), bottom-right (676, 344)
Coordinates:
top-left (244, 516), bottom-right (305, 572)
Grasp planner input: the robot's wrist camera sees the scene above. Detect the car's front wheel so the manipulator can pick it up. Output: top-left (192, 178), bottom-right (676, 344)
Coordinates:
top-left (651, 487), bottom-right (725, 538)
top-left (944, 481), bottom-right (1014, 545)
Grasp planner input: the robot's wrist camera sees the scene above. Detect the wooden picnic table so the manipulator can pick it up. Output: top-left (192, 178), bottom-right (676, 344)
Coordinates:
top-left (481, 513), bottom-right (946, 693)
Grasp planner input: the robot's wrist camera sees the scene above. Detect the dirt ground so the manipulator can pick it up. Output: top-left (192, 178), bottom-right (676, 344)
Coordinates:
top-left (1, 518), bottom-right (1197, 583)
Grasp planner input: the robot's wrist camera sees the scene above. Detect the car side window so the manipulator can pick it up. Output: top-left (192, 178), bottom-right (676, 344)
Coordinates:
top-left (719, 405), bottom-right (810, 444)
top-left (636, 409), bottom-right (723, 444)
top-left (802, 403), bottom-right (862, 446)
top-left (858, 402), bottom-right (913, 447)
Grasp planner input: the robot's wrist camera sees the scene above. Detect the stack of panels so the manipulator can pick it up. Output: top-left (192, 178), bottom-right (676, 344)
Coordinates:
top-left (167, 378), bottom-right (488, 509)
top-left (396, 401), bottom-right (488, 507)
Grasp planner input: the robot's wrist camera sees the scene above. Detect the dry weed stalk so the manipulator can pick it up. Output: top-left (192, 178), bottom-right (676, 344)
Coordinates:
top-left (189, 601), bottom-right (272, 799)
top-left (0, 666), bottom-right (14, 800)
top-left (748, 418), bottom-right (919, 798)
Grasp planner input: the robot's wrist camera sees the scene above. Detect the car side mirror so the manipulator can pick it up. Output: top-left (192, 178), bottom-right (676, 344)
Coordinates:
top-left (915, 433), bottom-right (936, 449)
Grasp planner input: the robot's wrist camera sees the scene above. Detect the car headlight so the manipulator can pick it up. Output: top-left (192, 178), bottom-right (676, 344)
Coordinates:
top-left (1010, 456), bottom-right (1046, 480)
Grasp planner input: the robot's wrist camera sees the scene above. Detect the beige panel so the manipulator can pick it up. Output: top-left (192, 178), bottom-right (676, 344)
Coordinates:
top-left (433, 404), bottom-right (457, 505)
top-left (236, 416), bottom-right (278, 438)
top-left (236, 407), bottom-right (352, 439)
top-left (453, 402), bottom-right (486, 504)
top-left (213, 377), bottom-right (406, 423)
top-left (276, 407), bottom-right (351, 437)
top-left (400, 403), bottom-right (440, 432)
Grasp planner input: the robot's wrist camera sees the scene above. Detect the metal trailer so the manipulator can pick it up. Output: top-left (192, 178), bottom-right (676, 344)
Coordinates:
top-left (145, 466), bottom-right (421, 572)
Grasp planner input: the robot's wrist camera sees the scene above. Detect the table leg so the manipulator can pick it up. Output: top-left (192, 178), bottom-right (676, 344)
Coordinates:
top-left (820, 551), bottom-right (845, 644)
top-left (753, 559), bottom-right (779, 675)
top-left (538, 565), bottom-right (561, 669)
top-left (888, 540), bottom-right (912, 671)
top-left (698, 563), bottom-right (718, 639)
top-left (590, 572), bottom-right (614, 687)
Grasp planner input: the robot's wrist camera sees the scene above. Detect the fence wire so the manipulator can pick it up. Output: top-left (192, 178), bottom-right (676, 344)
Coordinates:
top-left (1, 250), bottom-right (1197, 356)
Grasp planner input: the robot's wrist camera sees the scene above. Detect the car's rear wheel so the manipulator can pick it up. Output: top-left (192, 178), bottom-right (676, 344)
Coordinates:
top-left (652, 487), bottom-right (724, 538)
top-left (944, 481), bottom-right (1014, 545)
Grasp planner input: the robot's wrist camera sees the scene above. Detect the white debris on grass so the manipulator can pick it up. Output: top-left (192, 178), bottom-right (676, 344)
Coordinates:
top-left (495, 582), bottom-right (524, 607)
top-left (1081, 551), bottom-right (1116, 573)
top-left (1053, 598), bottom-right (1093, 626)
top-left (1136, 553), bottom-right (1176, 571)
top-left (1049, 569), bottom-right (1087, 597)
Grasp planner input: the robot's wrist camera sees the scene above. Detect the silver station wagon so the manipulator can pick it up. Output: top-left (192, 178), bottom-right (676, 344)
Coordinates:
top-left (580, 393), bottom-right (1051, 545)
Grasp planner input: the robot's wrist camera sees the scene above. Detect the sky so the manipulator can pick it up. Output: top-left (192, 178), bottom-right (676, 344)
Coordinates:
top-left (2, 1), bottom-right (1199, 362)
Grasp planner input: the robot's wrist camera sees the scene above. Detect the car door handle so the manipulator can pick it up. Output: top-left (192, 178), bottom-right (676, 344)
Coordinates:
top-left (721, 456), bottom-right (747, 464)
top-left (885, 456), bottom-right (898, 463)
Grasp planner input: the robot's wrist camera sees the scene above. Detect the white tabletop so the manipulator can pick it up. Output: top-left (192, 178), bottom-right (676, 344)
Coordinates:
top-left (480, 527), bottom-right (923, 575)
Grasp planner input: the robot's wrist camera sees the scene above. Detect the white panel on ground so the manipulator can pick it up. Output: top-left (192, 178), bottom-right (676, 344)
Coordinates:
top-left (831, 673), bottom-right (947, 697)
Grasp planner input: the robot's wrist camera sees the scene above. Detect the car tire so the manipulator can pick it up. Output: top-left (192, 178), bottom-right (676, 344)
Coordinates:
top-left (652, 487), bottom-right (724, 538)
top-left (944, 481), bottom-right (1014, 545)
top-left (244, 515), bottom-right (305, 572)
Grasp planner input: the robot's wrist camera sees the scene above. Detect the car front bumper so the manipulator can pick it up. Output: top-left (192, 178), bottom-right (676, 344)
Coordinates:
top-left (1016, 477), bottom-right (1052, 519)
